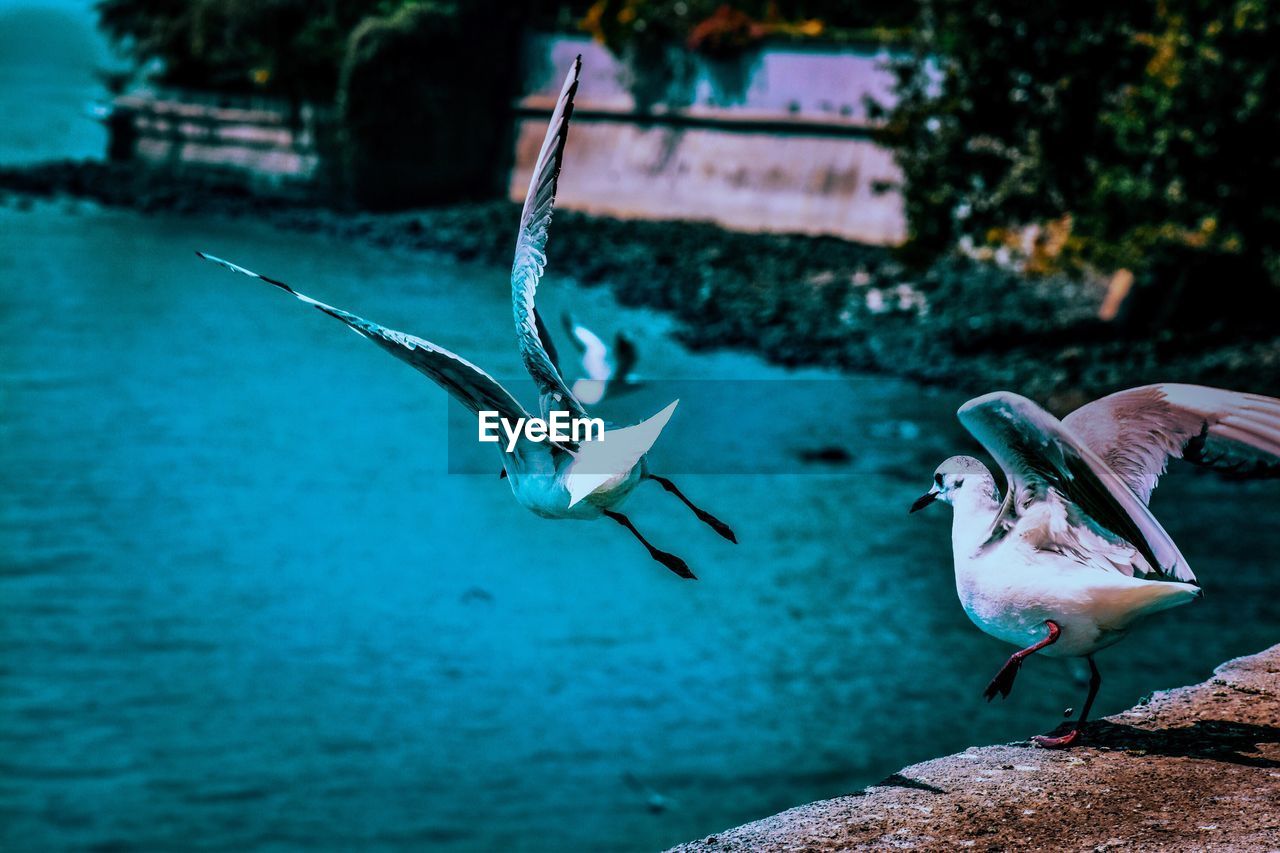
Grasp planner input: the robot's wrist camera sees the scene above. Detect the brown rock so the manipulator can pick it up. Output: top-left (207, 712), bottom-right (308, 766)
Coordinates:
top-left (669, 645), bottom-right (1280, 852)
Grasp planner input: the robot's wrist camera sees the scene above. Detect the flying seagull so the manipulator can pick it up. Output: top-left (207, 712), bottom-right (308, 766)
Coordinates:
top-left (196, 57), bottom-right (735, 578)
top-left (910, 384), bottom-right (1280, 747)
top-left (559, 312), bottom-right (640, 406)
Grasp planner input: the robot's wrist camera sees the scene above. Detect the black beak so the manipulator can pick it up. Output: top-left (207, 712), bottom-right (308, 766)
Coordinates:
top-left (909, 491), bottom-right (938, 514)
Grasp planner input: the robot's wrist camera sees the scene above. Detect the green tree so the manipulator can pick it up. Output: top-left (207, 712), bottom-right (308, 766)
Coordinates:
top-left (95, 0), bottom-right (388, 101)
top-left (882, 0), bottom-right (1280, 328)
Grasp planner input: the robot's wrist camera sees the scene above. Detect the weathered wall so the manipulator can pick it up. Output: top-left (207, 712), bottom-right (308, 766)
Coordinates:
top-left (511, 35), bottom-right (906, 245)
top-left (114, 90), bottom-right (329, 187)
top-left (108, 31), bottom-right (909, 240)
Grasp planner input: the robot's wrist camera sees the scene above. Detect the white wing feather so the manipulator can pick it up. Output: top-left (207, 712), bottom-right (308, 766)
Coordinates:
top-left (1064, 384), bottom-right (1280, 504)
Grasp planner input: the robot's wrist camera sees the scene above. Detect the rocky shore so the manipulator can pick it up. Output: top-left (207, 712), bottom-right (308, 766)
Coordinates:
top-left (670, 645), bottom-right (1280, 851)
top-left (3, 160), bottom-right (1278, 408)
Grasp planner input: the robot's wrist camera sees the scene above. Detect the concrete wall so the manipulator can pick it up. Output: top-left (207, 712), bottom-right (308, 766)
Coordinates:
top-left (113, 89), bottom-right (331, 187)
top-left (107, 33), bottom-right (908, 244)
top-left (510, 34), bottom-right (906, 245)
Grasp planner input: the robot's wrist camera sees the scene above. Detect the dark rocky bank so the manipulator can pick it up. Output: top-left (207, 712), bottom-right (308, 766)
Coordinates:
top-left (3, 160), bottom-right (1278, 409)
top-left (669, 645), bottom-right (1280, 852)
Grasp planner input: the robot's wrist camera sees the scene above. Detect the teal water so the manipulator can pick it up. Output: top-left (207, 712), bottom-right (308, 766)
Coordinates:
top-left (2, 12), bottom-right (1278, 846)
top-left (1, 200), bottom-right (1278, 850)
top-left (0, 3), bottom-right (110, 165)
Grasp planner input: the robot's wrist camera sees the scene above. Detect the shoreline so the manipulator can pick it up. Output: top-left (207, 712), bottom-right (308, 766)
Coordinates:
top-left (3, 160), bottom-right (1278, 408)
top-left (669, 644), bottom-right (1280, 851)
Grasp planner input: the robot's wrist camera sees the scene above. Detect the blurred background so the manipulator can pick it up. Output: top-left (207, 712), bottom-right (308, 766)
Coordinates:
top-left (1, 1), bottom-right (1278, 850)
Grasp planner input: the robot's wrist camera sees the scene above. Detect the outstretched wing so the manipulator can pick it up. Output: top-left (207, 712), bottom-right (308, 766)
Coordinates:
top-left (1064, 384), bottom-right (1280, 504)
top-left (197, 252), bottom-right (531, 427)
top-left (958, 391), bottom-right (1193, 582)
top-left (511, 56), bottom-right (587, 420)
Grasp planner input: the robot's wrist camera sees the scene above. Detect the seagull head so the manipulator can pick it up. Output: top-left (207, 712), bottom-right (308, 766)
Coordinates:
top-left (910, 455), bottom-right (991, 513)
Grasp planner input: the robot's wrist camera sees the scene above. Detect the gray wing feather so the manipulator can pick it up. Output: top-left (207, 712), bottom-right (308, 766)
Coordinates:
top-left (958, 391), bottom-right (1193, 583)
top-left (197, 252), bottom-right (531, 425)
top-left (512, 56), bottom-right (587, 420)
top-left (1064, 384), bottom-right (1280, 503)
top-left (534, 308), bottom-right (561, 377)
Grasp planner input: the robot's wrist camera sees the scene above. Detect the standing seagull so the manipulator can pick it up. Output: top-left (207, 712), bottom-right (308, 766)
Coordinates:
top-left (196, 57), bottom-right (735, 578)
top-left (910, 384), bottom-right (1280, 747)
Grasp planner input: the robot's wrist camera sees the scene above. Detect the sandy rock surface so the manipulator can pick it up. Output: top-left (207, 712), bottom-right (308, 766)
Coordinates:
top-left (670, 645), bottom-right (1280, 852)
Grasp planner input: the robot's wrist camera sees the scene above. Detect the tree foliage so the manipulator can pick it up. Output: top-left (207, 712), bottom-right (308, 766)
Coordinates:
top-left (338, 1), bottom-right (526, 207)
top-left (95, 0), bottom-right (396, 101)
top-left (881, 0), bottom-right (1280, 306)
top-left (578, 0), bottom-right (913, 55)
top-left (94, 1), bottom-right (913, 101)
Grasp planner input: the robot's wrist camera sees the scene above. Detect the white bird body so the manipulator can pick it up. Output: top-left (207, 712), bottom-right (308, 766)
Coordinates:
top-left (913, 383), bottom-right (1279, 746)
top-left (504, 397), bottom-right (678, 518)
top-left (948, 479), bottom-right (1199, 658)
top-left (506, 451), bottom-right (645, 520)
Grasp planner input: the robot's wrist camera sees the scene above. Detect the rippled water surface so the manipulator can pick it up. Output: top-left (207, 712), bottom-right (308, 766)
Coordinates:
top-left (2, 200), bottom-right (1278, 851)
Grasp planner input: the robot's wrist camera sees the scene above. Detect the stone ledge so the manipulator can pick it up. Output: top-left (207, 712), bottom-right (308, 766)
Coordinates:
top-left (670, 645), bottom-right (1280, 851)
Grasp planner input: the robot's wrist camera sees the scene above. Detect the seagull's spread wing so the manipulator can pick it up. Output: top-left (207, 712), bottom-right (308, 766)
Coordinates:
top-left (512, 56), bottom-right (587, 420)
top-left (197, 252), bottom-right (531, 426)
top-left (958, 391), bottom-right (1193, 583)
top-left (1064, 384), bottom-right (1280, 504)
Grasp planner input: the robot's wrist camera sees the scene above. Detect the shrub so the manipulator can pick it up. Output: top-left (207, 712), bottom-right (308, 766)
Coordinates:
top-left (337, 1), bottom-right (527, 208)
top-left (95, 0), bottom-right (389, 101)
top-left (880, 0), bottom-right (1280, 327)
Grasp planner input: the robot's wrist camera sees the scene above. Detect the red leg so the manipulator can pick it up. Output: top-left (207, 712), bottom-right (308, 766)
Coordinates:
top-left (1033, 656), bottom-right (1101, 749)
top-left (983, 621), bottom-right (1061, 701)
